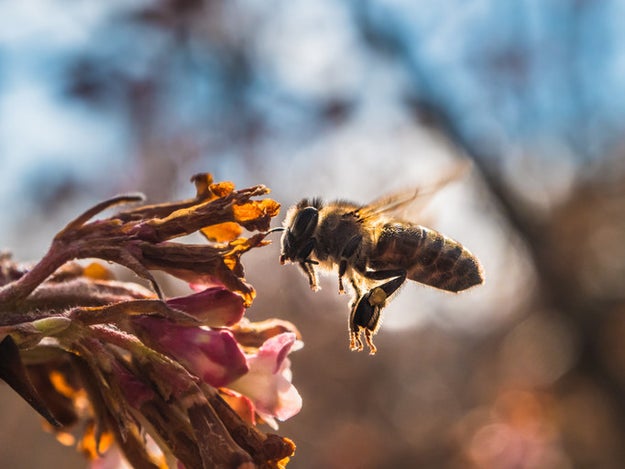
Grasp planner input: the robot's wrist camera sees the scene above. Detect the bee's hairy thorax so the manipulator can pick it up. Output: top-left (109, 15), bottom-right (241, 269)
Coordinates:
top-left (312, 205), bottom-right (373, 272)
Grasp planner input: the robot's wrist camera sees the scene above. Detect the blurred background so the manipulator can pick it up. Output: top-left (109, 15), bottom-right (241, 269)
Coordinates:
top-left (1, 0), bottom-right (625, 468)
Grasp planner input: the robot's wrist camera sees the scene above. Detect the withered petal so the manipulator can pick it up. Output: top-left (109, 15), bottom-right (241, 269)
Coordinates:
top-left (191, 173), bottom-right (215, 199)
top-left (0, 335), bottom-right (61, 427)
top-left (166, 287), bottom-right (245, 327)
top-left (201, 221), bottom-right (243, 243)
top-left (27, 364), bottom-right (80, 428)
top-left (203, 386), bottom-right (296, 465)
top-left (231, 318), bottom-right (302, 349)
top-left (233, 199), bottom-right (281, 232)
top-left (219, 388), bottom-right (257, 426)
top-left (209, 181), bottom-right (236, 198)
top-left (137, 241), bottom-right (256, 306)
top-left (78, 422), bottom-right (114, 460)
top-left (188, 401), bottom-right (254, 468)
top-left (56, 193), bottom-right (145, 238)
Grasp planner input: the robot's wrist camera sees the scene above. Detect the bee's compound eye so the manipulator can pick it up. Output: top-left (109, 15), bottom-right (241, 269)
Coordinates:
top-left (292, 207), bottom-right (319, 237)
top-left (282, 231), bottom-right (294, 251)
top-left (280, 231), bottom-right (296, 262)
top-left (297, 238), bottom-right (316, 260)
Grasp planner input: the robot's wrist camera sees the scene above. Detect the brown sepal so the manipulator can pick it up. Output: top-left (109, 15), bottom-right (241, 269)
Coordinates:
top-left (0, 335), bottom-right (61, 427)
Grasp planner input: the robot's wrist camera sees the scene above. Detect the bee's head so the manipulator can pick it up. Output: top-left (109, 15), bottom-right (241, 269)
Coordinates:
top-left (279, 199), bottom-right (322, 264)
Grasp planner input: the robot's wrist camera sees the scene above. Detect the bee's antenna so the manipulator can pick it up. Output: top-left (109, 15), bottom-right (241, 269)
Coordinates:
top-left (265, 226), bottom-right (286, 235)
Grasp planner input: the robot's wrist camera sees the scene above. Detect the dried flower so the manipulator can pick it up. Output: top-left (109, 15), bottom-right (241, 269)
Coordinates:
top-left (0, 174), bottom-right (300, 469)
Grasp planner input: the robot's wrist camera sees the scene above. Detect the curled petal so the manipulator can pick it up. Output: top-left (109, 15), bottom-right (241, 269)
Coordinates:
top-left (231, 318), bottom-right (301, 349)
top-left (131, 241), bottom-right (256, 306)
top-left (133, 317), bottom-right (248, 387)
top-left (232, 198), bottom-right (281, 232)
top-left (219, 388), bottom-right (256, 426)
top-left (166, 287), bottom-right (245, 327)
top-left (229, 333), bottom-right (302, 425)
top-left (209, 181), bottom-right (235, 197)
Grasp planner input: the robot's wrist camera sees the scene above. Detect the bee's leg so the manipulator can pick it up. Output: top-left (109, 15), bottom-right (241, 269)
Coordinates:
top-left (349, 290), bottom-right (382, 355)
top-left (364, 328), bottom-right (377, 355)
top-left (348, 298), bottom-right (365, 352)
top-left (337, 235), bottom-right (362, 294)
top-left (347, 276), bottom-right (363, 349)
top-left (365, 270), bottom-right (407, 299)
top-left (338, 260), bottom-right (347, 294)
top-left (363, 268), bottom-right (405, 282)
top-left (349, 269), bottom-right (407, 354)
top-left (295, 238), bottom-right (319, 290)
top-left (298, 261), bottom-right (319, 291)
top-left (349, 276), bottom-right (362, 298)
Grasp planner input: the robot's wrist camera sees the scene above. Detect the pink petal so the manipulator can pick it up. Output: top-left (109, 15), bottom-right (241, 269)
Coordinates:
top-left (166, 287), bottom-right (245, 327)
top-left (132, 317), bottom-right (248, 387)
top-left (189, 281), bottom-right (221, 292)
top-left (256, 332), bottom-right (297, 374)
top-left (228, 332), bottom-right (302, 423)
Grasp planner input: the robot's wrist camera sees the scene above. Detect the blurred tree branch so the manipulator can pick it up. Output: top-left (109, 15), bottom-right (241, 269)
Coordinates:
top-left (352, 3), bottom-right (625, 463)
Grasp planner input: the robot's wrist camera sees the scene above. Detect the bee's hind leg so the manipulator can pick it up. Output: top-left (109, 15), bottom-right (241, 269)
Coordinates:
top-left (349, 292), bottom-right (382, 355)
top-left (349, 277), bottom-right (363, 298)
top-left (364, 269), bottom-right (406, 299)
top-left (363, 268), bottom-right (406, 283)
top-left (348, 269), bottom-right (407, 354)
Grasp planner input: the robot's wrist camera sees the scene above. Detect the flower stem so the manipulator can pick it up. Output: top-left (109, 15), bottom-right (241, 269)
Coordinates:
top-left (0, 243), bottom-right (70, 307)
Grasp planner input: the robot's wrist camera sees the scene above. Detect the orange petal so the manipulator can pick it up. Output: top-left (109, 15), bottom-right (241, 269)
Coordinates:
top-left (79, 423), bottom-right (114, 460)
top-left (275, 456), bottom-right (292, 469)
top-left (233, 199), bottom-right (280, 222)
top-left (55, 431), bottom-right (76, 447)
top-left (209, 181), bottom-right (236, 197)
top-left (83, 262), bottom-right (114, 280)
top-left (219, 388), bottom-right (256, 426)
top-left (201, 222), bottom-right (243, 243)
top-left (49, 370), bottom-right (80, 399)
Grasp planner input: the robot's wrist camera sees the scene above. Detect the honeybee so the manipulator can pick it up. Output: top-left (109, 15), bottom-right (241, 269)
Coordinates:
top-left (278, 169), bottom-right (485, 355)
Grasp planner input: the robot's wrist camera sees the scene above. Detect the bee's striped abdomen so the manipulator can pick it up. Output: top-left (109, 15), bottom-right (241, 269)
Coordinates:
top-left (371, 223), bottom-right (484, 292)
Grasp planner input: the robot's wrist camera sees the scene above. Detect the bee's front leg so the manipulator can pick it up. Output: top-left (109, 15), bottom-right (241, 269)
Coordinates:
top-left (299, 261), bottom-right (319, 291)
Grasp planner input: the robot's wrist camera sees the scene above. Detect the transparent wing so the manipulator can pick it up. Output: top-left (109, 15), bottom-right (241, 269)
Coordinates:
top-left (357, 161), bottom-right (472, 221)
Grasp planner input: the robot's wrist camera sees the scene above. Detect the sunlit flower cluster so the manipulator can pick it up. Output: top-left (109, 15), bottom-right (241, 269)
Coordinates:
top-left (0, 174), bottom-right (301, 468)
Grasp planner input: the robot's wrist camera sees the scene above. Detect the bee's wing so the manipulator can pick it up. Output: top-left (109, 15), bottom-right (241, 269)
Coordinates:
top-left (357, 188), bottom-right (422, 219)
top-left (358, 161), bottom-right (471, 220)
